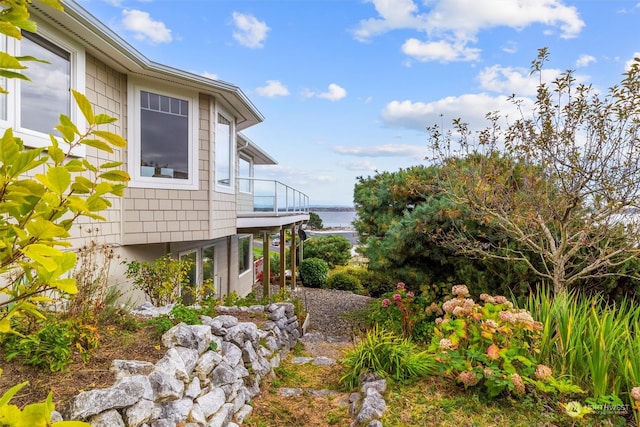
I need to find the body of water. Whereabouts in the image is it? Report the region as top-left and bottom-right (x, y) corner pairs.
(313, 210), (357, 229)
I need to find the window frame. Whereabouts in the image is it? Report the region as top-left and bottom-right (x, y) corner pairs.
(127, 81), (199, 190)
(0, 22), (86, 156)
(238, 155), (253, 194)
(238, 234), (252, 276)
(214, 104), (236, 194)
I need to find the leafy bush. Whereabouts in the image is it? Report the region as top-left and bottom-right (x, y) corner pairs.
(303, 235), (351, 268)
(325, 272), (363, 293)
(123, 254), (192, 306)
(3, 319), (100, 372)
(299, 258), (329, 288)
(340, 326), (437, 390)
(352, 268), (398, 297)
(430, 285), (581, 399)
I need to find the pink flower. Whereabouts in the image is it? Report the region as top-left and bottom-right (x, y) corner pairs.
(535, 364), (553, 381)
(631, 386), (640, 401)
(511, 373), (525, 394)
(396, 282), (406, 290)
(487, 344), (500, 360)
(381, 298), (391, 307)
(392, 293), (402, 301)
(451, 285), (469, 297)
(406, 291), (414, 298)
(458, 371), (480, 388)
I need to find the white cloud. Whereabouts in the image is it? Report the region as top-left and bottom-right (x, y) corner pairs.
(576, 54), (596, 68)
(121, 9), (172, 44)
(305, 83), (347, 101)
(338, 160), (379, 172)
(232, 12), (270, 48)
(332, 144), (425, 158)
(256, 80), (290, 97)
(626, 52), (640, 71)
(354, 0), (584, 62)
(380, 94), (532, 132)
(401, 38), (481, 62)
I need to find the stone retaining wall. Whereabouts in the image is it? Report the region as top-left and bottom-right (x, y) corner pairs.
(57, 302), (301, 427)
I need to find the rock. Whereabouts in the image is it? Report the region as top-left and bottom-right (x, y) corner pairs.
(65, 375), (148, 420)
(89, 409), (125, 427)
(148, 370), (185, 402)
(111, 360), (156, 379)
(161, 323), (212, 354)
(124, 399), (156, 427)
(196, 388), (226, 418)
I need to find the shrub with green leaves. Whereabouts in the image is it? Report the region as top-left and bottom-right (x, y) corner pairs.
(299, 257), (329, 288)
(303, 234), (351, 268)
(325, 271), (363, 293)
(340, 325), (437, 390)
(123, 254), (192, 306)
(429, 285), (581, 399)
(3, 318), (99, 372)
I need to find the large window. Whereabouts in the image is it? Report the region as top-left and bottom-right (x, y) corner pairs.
(179, 245), (216, 303)
(128, 84), (198, 189)
(215, 111), (235, 191)
(238, 235), (252, 275)
(239, 157), (252, 193)
(0, 25), (85, 153)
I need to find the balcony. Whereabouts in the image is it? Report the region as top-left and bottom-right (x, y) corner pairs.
(236, 178), (309, 231)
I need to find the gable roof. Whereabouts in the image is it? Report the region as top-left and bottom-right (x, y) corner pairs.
(30, 1), (264, 131)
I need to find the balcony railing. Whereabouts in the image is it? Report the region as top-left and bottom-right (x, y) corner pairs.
(237, 178), (309, 215)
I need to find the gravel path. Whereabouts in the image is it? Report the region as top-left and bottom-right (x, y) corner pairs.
(253, 285), (373, 341)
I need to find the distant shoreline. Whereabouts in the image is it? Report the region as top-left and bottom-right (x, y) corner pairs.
(309, 207), (355, 212)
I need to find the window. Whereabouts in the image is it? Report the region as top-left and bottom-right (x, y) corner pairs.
(239, 157), (252, 193)
(203, 245), (216, 297)
(238, 235), (251, 275)
(179, 250), (198, 305)
(128, 83), (198, 189)
(215, 111), (235, 191)
(0, 24), (85, 154)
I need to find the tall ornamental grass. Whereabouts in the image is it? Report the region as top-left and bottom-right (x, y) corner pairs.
(526, 287), (640, 421)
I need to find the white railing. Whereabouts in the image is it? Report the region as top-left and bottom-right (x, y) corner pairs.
(237, 178), (309, 215)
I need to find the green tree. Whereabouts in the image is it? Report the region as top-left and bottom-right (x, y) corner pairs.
(428, 48), (640, 295)
(353, 164), (538, 299)
(0, 1), (126, 425)
(307, 211), (323, 229)
(303, 234), (351, 268)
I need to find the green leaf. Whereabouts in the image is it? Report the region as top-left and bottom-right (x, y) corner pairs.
(51, 278), (78, 294)
(21, 244), (64, 272)
(9, 148), (47, 178)
(72, 90), (95, 125)
(81, 138), (113, 153)
(94, 114), (117, 125)
(0, 381), (29, 407)
(0, 52), (28, 70)
(45, 166), (71, 195)
(37, 0), (65, 11)
(0, 69), (30, 80)
(92, 130), (127, 148)
(99, 161), (124, 169)
(82, 159), (98, 173)
(55, 115), (78, 142)
(99, 170), (130, 182)
(26, 220), (69, 240)
(64, 159), (86, 172)
(0, 128), (21, 165)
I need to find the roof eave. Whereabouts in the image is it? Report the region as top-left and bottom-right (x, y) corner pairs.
(30, 1), (264, 130)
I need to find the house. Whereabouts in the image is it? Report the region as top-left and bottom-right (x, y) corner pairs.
(2, 1), (309, 303)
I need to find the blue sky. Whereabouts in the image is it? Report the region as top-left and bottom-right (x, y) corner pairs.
(76, 0), (640, 206)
